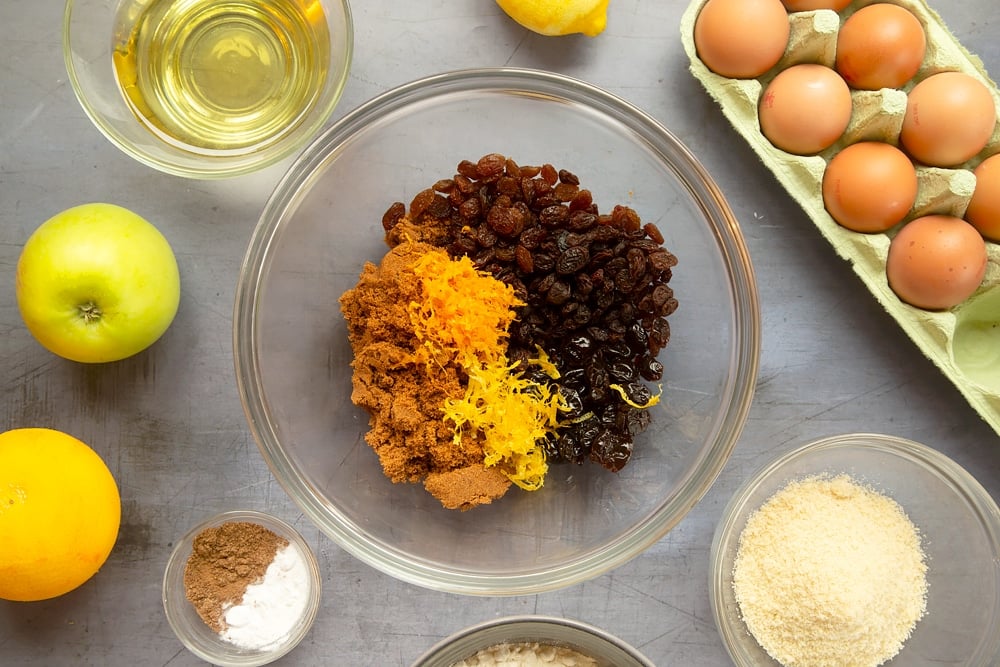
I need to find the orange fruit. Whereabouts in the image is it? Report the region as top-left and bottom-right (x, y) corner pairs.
(0, 428), (121, 601)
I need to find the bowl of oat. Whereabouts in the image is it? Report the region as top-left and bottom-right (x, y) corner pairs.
(410, 615), (654, 667)
(234, 67), (760, 595)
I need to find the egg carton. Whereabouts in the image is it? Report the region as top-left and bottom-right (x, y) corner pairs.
(680, 0), (1000, 436)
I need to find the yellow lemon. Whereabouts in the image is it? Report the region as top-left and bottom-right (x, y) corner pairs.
(0, 428), (121, 601)
(496, 0), (609, 37)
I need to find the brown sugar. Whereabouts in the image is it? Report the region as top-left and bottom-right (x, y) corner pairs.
(339, 241), (512, 508)
(424, 465), (514, 511)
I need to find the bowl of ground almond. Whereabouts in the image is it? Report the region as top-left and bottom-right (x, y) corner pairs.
(710, 432), (1000, 667)
(410, 615), (654, 667)
(234, 67), (760, 595)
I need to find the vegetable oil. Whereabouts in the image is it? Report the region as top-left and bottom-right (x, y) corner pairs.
(112, 0), (330, 153)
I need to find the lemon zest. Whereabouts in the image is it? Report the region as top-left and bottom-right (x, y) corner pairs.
(443, 359), (565, 491)
(528, 345), (560, 379)
(609, 383), (663, 409)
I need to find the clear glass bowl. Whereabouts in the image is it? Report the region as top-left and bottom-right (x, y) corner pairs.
(234, 68), (761, 595)
(162, 510), (322, 666)
(63, 0), (353, 179)
(710, 432), (1000, 666)
(410, 615), (654, 667)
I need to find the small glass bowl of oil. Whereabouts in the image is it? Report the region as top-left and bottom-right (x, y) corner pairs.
(64, 0), (353, 179)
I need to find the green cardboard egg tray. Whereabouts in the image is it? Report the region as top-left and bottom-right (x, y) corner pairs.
(680, 0), (1000, 436)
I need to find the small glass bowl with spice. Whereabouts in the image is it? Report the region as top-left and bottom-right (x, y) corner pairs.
(710, 432), (1000, 667)
(162, 510), (322, 666)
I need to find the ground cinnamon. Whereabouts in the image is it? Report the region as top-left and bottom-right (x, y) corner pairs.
(182, 522), (287, 632)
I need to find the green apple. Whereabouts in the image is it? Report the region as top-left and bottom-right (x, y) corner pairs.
(16, 203), (181, 363)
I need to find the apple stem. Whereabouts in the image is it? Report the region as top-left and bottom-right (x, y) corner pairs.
(78, 302), (102, 323)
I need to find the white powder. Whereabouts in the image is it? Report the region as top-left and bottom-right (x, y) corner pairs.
(220, 542), (311, 650)
(452, 642), (598, 667)
(732, 474), (928, 667)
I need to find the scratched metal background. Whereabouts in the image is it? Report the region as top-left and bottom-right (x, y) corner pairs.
(1, 1), (998, 665)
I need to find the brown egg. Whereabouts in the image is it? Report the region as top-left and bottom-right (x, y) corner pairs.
(823, 142), (917, 233)
(835, 4), (926, 90)
(900, 71), (998, 167)
(758, 64), (853, 155)
(694, 0), (790, 79)
(782, 0), (850, 10)
(886, 214), (988, 310)
(965, 154), (1000, 242)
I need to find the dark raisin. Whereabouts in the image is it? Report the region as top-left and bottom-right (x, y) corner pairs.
(639, 357), (664, 381)
(602, 341), (631, 359)
(519, 226), (547, 250)
(590, 429), (632, 472)
(648, 249), (678, 272)
(627, 248), (647, 282)
(409, 188), (436, 219)
(456, 160), (479, 179)
(651, 284), (674, 310)
(560, 387), (585, 420)
(432, 178), (455, 193)
(623, 382), (652, 406)
(487, 206), (518, 236)
(625, 408), (652, 436)
(539, 205), (570, 227)
(455, 174), (477, 195)
(554, 182), (579, 202)
(568, 211), (598, 231)
(426, 194), (452, 219)
(610, 205), (642, 232)
(540, 163), (559, 185)
(495, 244), (516, 263)
(558, 169), (580, 185)
(608, 361), (638, 383)
(458, 197), (482, 220)
(556, 246), (590, 275)
(520, 177), (536, 205)
(476, 153), (506, 179)
(515, 245), (534, 273)
(546, 281), (571, 305)
(626, 322), (649, 351)
(643, 222), (664, 244)
(569, 189), (593, 213)
(536, 272), (558, 293)
(498, 176), (520, 197)
(561, 366), (587, 389)
(533, 253), (556, 272)
(381, 201), (405, 231)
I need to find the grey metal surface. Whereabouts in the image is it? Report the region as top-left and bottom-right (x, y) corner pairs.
(1, 1), (997, 665)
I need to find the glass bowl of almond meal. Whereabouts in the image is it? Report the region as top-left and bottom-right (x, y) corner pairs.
(234, 67), (761, 595)
(710, 432), (1000, 667)
(410, 615), (654, 666)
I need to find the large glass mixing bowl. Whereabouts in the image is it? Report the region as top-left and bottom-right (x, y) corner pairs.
(234, 68), (760, 595)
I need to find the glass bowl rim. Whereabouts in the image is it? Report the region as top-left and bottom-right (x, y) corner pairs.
(234, 66), (762, 595)
(708, 431), (1000, 666)
(161, 509), (323, 666)
(409, 614), (656, 667)
(61, 0), (355, 179)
